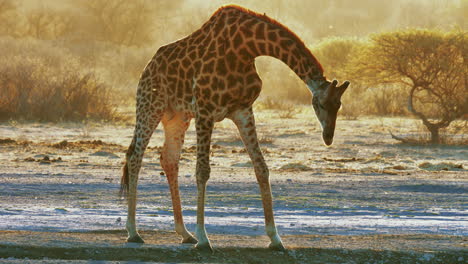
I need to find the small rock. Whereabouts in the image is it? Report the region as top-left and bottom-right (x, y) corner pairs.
(280, 163), (312, 171)
(90, 151), (119, 159)
(0, 138), (16, 144)
(231, 161), (253, 167)
(52, 140), (68, 148)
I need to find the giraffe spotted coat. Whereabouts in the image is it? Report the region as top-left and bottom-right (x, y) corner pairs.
(121, 5), (349, 251)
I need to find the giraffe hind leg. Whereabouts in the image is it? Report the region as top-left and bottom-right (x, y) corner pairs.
(160, 111), (197, 244)
(123, 91), (164, 243)
(194, 116), (215, 252)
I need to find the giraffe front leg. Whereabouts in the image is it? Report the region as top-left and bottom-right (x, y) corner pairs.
(195, 166), (212, 251)
(231, 108), (285, 251)
(194, 118), (214, 252)
(258, 177), (285, 251)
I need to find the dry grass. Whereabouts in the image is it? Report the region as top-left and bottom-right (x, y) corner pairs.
(258, 136), (275, 144)
(340, 103), (360, 120)
(418, 162), (464, 171)
(389, 120), (468, 145)
(390, 132), (468, 145)
(0, 38), (116, 122)
(255, 97), (302, 119)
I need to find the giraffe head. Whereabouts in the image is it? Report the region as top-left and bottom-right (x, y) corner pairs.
(308, 79), (350, 146)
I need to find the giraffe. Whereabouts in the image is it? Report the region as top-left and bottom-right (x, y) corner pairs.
(120, 5), (349, 251)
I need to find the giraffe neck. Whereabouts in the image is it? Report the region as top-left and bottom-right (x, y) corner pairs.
(251, 23), (324, 83)
(218, 6), (325, 83)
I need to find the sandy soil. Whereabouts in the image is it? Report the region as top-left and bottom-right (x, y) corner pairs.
(0, 112), (467, 262)
(0, 230), (466, 263)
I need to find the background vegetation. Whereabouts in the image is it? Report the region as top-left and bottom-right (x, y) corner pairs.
(0, 0), (466, 136)
(349, 29), (466, 143)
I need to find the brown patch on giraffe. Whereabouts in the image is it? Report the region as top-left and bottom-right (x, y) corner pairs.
(232, 33), (243, 49)
(239, 48), (252, 61)
(280, 39), (294, 50)
(258, 42), (266, 54)
(213, 20), (225, 36)
(225, 51), (237, 71)
(255, 23), (266, 40)
(240, 26), (253, 38)
(216, 59), (228, 76)
(227, 15), (238, 25)
(268, 31), (278, 42)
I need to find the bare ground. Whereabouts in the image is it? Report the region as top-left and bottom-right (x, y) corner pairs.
(0, 230), (466, 263)
(0, 113), (467, 263)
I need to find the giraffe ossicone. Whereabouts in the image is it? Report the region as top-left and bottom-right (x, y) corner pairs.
(120, 4), (349, 251)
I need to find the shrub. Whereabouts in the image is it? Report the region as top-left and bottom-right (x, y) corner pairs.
(312, 37), (366, 80)
(312, 37), (367, 118)
(350, 29), (467, 143)
(254, 96), (301, 119)
(0, 37), (116, 122)
(255, 57), (311, 104)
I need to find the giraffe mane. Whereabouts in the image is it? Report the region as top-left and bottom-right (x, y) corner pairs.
(213, 4), (324, 73)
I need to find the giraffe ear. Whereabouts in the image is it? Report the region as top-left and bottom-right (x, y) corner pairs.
(340, 80), (350, 92)
(337, 81), (350, 97)
(323, 80), (338, 101)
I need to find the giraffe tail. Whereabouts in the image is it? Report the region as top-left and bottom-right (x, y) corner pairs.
(120, 136), (136, 198)
(119, 162), (129, 198)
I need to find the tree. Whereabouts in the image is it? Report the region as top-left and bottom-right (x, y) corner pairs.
(74, 0), (165, 47)
(351, 29), (467, 143)
(23, 6), (77, 40)
(0, 0), (19, 36)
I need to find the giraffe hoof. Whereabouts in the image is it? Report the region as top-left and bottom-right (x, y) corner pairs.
(127, 235), (145, 243)
(269, 242), (286, 251)
(195, 242), (213, 253)
(181, 235), (198, 244)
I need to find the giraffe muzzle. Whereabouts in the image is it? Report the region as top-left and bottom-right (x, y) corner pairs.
(322, 122), (335, 146)
(322, 131), (334, 146)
